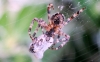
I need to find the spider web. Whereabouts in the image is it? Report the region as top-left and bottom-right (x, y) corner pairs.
(41, 0), (100, 62)
(0, 0), (100, 62)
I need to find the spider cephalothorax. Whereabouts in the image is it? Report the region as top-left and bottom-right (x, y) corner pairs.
(28, 3), (85, 59)
(51, 12), (65, 25)
(45, 12), (65, 37)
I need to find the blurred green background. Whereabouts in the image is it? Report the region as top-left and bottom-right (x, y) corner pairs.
(0, 0), (100, 62)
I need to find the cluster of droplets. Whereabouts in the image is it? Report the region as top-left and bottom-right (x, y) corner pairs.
(58, 5), (64, 11)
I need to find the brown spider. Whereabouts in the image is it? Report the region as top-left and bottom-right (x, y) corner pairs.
(28, 3), (85, 59)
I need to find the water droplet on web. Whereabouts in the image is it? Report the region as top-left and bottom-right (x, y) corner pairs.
(71, 7), (76, 9)
(71, 7), (77, 9)
(58, 5), (64, 11)
(78, 2), (80, 6)
(69, 4), (72, 8)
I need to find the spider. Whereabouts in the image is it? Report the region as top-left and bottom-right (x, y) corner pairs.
(28, 3), (85, 59)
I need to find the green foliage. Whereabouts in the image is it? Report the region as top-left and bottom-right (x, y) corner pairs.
(0, 0), (100, 62)
(7, 54), (32, 62)
(0, 2), (46, 62)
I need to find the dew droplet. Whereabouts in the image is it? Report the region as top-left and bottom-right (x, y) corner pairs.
(58, 5), (64, 11)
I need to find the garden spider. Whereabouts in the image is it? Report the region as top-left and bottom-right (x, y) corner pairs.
(28, 3), (85, 59)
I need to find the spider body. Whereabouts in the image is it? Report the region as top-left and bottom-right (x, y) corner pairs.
(45, 12), (64, 37)
(28, 3), (85, 59)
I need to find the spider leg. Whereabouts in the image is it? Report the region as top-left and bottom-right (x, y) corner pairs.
(49, 32), (70, 50)
(47, 3), (54, 21)
(41, 26), (45, 34)
(32, 24), (41, 38)
(64, 7), (85, 25)
(28, 18), (39, 40)
(28, 18), (47, 41)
